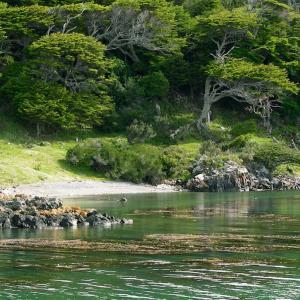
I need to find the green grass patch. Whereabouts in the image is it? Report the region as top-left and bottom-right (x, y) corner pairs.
(0, 112), (203, 186)
(0, 140), (109, 187)
(0, 115), (115, 186)
(273, 164), (300, 177)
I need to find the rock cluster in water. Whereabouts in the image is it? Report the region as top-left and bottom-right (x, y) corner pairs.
(186, 159), (300, 192)
(0, 195), (133, 229)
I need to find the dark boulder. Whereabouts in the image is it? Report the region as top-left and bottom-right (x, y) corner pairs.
(4, 199), (26, 211)
(11, 214), (45, 228)
(0, 212), (10, 228)
(86, 213), (111, 226)
(59, 214), (77, 227)
(0, 195), (132, 229)
(28, 197), (63, 210)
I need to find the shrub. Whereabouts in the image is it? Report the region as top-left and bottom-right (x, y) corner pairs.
(274, 125), (300, 146)
(66, 139), (164, 184)
(193, 141), (242, 173)
(67, 139), (198, 184)
(140, 71), (170, 99)
(273, 164), (300, 177)
(225, 134), (300, 170)
(224, 134), (267, 150)
(127, 120), (156, 144)
(253, 142), (300, 169)
(238, 142), (256, 162)
(153, 115), (172, 141)
(160, 145), (193, 180)
(66, 139), (103, 166)
(231, 119), (259, 137)
(200, 140), (223, 156)
(122, 145), (164, 184)
(202, 123), (231, 143)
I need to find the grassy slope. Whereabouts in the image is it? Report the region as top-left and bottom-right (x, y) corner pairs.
(6, 106), (298, 187)
(0, 115), (200, 187)
(0, 141), (103, 186)
(0, 116), (108, 186)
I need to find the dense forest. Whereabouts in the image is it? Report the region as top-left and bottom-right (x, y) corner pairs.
(0, 0), (299, 188)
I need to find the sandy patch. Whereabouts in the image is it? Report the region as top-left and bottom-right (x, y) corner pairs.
(3, 180), (177, 197)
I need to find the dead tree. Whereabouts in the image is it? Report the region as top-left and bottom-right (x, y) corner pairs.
(47, 6), (86, 35)
(90, 7), (177, 62)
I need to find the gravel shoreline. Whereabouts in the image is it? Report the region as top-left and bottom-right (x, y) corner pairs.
(2, 180), (177, 198)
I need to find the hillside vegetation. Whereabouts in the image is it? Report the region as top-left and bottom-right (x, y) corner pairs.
(0, 0), (299, 187)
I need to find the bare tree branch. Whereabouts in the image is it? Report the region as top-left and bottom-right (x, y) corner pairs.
(197, 27), (282, 131)
(91, 7), (178, 62)
(47, 6), (86, 35)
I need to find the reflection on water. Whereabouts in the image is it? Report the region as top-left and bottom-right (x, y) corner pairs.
(0, 191), (300, 299)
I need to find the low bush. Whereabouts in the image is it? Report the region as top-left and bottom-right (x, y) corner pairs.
(201, 123), (231, 143)
(253, 142), (300, 169)
(192, 141), (242, 173)
(230, 119), (260, 137)
(127, 120), (156, 144)
(225, 134), (300, 170)
(224, 134), (268, 150)
(200, 140), (223, 156)
(273, 125), (300, 146)
(66, 139), (103, 166)
(66, 139), (196, 184)
(273, 164), (300, 177)
(160, 146), (193, 180)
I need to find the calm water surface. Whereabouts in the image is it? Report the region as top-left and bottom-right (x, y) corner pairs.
(0, 191), (300, 299)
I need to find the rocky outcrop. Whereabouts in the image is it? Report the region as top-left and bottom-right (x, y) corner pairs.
(187, 158), (300, 192)
(0, 195), (133, 229)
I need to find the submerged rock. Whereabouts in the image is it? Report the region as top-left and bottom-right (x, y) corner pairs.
(0, 195), (133, 230)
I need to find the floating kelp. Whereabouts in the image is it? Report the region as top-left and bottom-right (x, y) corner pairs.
(130, 207), (245, 218)
(181, 257), (300, 267)
(1, 233), (300, 254)
(131, 208), (299, 223)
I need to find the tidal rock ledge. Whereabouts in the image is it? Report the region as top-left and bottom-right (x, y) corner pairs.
(0, 195), (133, 229)
(186, 159), (300, 192)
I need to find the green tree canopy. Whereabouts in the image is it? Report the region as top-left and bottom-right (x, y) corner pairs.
(207, 58), (299, 94)
(28, 32), (114, 93)
(197, 57), (298, 130)
(1, 33), (115, 134)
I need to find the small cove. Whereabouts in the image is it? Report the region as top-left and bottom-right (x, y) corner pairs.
(0, 191), (300, 299)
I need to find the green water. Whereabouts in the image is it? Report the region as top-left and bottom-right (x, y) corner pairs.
(0, 191), (300, 299)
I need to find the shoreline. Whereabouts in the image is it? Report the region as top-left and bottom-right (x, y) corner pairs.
(2, 180), (178, 198)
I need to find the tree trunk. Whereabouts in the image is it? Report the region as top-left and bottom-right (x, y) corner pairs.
(197, 77), (214, 131)
(262, 101), (272, 134)
(129, 45), (140, 63)
(197, 96), (212, 131)
(119, 47), (140, 63)
(36, 122), (41, 138)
